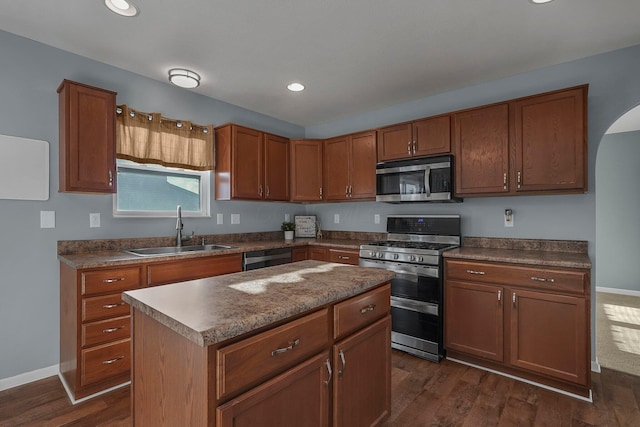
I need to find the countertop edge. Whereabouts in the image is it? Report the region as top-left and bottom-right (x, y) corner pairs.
(443, 247), (592, 269)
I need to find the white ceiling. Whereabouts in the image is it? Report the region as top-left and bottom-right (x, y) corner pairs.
(2, 0), (640, 126)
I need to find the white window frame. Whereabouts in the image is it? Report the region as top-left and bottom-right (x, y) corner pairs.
(112, 160), (211, 218)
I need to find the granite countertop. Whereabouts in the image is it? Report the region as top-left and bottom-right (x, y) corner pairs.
(58, 238), (366, 269)
(122, 260), (395, 347)
(443, 237), (592, 269)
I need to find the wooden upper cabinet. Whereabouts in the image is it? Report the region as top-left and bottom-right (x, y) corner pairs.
(453, 103), (510, 196)
(511, 86), (587, 193)
(324, 135), (350, 201)
(290, 139), (324, 202)
(264, 133), (290, 201)
(377, 115), (451, 162)
(215, 124), (289, 201)
(58, 80), (117, 193)
(324, 131), (376, 201)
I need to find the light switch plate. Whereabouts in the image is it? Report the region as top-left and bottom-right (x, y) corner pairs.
(217, 213), (224, 225)
(231, 214), (240, 224)
(284, 213), (290, 222)
(40, 211), (55, 228)
(374, 214), (380, 224)
(90, 213), (100, 228)
(334, 214), (340, 224)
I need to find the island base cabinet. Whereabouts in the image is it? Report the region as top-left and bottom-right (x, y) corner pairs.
(333, 316), (391, 427)
(216, 352), (330, 427)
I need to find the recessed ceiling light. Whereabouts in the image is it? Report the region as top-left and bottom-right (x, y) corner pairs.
(168, 68), (201, 89)
(287, 82), (305, 92)
(529, 0), (554, 4)
(105, 0), (139, 17)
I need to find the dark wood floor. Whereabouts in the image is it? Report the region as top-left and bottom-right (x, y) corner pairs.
(1, 351), (639, 426)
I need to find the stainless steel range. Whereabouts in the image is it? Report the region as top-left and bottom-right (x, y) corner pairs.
(359, 215), (461, 362)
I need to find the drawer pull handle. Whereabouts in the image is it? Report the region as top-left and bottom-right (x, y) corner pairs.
(102, 302), (125, 309)
(531, 276), (555, 283)
(338, 255), (350, 260)
(102, 277), (125, 283)
(360, 304), (376, 314)
(324, 359), (332, 386)
(102, 356), (125, 365)
(338, 349), (346, 376)
(466, 269), (486, 275)
(271, 339), (300, 356)
(102, 326), (124, 333)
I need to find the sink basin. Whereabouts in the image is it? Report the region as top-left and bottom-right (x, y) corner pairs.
(126, 244), (234, 257)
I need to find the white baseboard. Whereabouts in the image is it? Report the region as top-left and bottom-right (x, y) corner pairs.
(591, 357), (601, 373)
(58, 372), (130, 405)
(596, 287), (640, 297)
(0, 365), (59, 392)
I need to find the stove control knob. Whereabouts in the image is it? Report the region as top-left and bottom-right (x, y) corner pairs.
(378, 252), (384, 259)
(369, 251), (375, 257)
(418, 256), (424, 262)
(393, 254), (399, 260)
(409, 255), (416, 262)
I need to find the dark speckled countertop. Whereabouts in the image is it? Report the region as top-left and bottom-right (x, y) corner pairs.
(122, 260), (395, 346)
(444, 237), (591, 269)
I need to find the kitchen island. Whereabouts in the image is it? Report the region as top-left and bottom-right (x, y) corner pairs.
(122, 260), (395, 427)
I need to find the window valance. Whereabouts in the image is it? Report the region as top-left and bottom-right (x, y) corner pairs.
(116, 104), (214, 171)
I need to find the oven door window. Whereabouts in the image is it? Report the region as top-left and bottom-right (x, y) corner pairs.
(391, 305), (439, 344)
(391, 271), (440, 304)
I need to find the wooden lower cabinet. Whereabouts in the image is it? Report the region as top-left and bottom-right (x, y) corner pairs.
(310, 246), (359, 265)
(60, 253), (242, 401)
(309, 246), (328, 261)
(292, 246), (308, 262)
(444, 259), (591, 397)
(131, 283), (391, 426)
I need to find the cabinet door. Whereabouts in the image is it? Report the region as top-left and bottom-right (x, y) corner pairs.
(413, 115), (451, 156)
(290, 139), (324, 201)
(377, 123), (412, 161)
(291, 246), (308, 262)
(349, 131), (377, 200)
(509, 289), (588, 385)
(216, 352), (330, 427)
(333, 316), (391, 427)
(308, 246), (328, 261)
(324, 136), (350, 201)
(453, 104), (509, 195)
(264, 133), (289, 201)
(232, 126), (263, 200)
(58, 80), (116, 193)
(445, 280), (504, 362)
(511, 87), (586, 193)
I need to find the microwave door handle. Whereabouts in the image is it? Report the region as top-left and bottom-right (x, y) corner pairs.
(424, 166), (431, 197)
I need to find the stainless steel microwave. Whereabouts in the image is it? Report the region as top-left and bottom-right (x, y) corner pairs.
(376, 155), (461, 202)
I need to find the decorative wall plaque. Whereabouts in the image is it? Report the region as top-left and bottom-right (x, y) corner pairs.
(294, 215), (317, 237)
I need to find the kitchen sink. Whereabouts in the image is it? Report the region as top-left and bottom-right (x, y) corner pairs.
(125, 244), (235, 256)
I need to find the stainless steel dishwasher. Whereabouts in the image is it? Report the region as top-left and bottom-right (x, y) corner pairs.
(242, 247), (292, 271)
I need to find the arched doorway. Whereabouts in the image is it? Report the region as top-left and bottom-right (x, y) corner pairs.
(595, 104), (640, 376)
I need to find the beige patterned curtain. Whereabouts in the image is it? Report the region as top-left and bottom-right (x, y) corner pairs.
(116, 104), (214, 171)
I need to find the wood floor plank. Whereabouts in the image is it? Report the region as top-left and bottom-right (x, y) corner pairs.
(496, 396), (537, 426)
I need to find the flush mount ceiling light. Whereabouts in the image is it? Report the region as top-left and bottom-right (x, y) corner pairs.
(104, 0), (139, 17)
(287, 82), (305, 92)
(168, 68), (201, 89)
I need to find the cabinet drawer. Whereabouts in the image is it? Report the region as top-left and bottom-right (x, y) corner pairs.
(445, 259), (587, 294)
(328, 248), (359, 265)
(216, 308), (329, 401)
(334, 284), (390, 339)
(80, 339), (130, 386)
(81, 267), (141, 296)
(82, 315), (131, 348)
(82, 294), (130, 322)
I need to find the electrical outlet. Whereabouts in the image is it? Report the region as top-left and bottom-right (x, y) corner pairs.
(231, 214), (240, 224)
(334, 214), (340, 224)
(504, 209), (514, 227)
(374, 214), (380, 224)
(40, 211), (55, 228)
(285, 213), (290, 222)
(89, 213), (101, 228)
(217, 213), (224, 225)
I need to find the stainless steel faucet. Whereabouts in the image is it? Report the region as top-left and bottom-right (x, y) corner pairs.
(176, 205), (183, 247)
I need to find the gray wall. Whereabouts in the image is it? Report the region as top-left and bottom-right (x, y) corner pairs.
(596, 131), (640, 292)
(2, 27), (640, 381)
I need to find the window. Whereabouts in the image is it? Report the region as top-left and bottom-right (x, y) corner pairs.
(113, 159), (211, 217)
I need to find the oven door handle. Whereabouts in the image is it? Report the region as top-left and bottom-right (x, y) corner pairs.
(391, 296), (439, 316)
